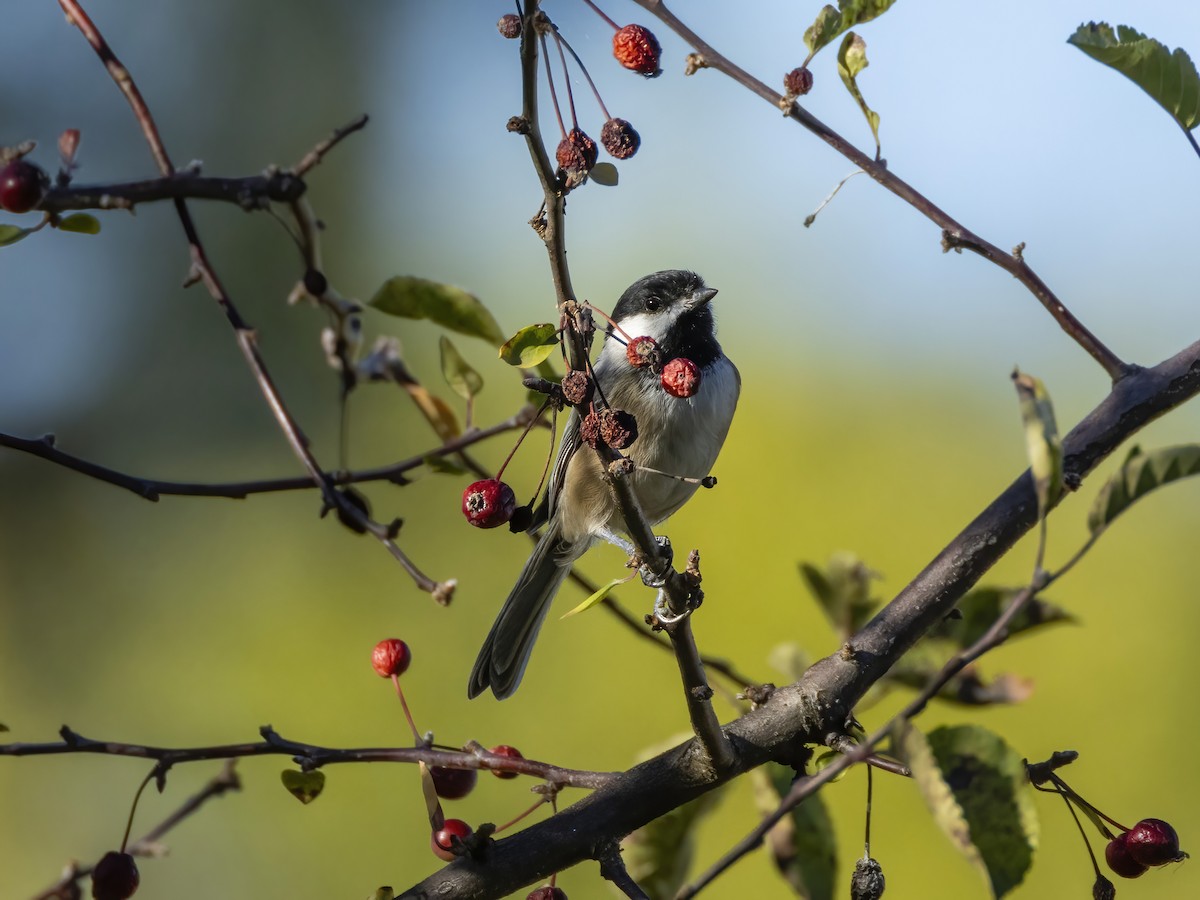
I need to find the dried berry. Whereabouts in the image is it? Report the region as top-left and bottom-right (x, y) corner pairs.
(431, 819), (473, 861)
(430, 766), (478, 800)
(497, 14), (521, 38)
(1125, 818), (1185, 867)
(1093, 874), (1116, 900)
(625, 335), (659, 368)
(850, 856), (885, 900)
(599, 408), (638, 449)
(613, 24), (662, 77)
(462, 479), (517, 528)
(661, 357), (701, 398)
(784, 66), (814, 96)
(561, 370), (593, 405)
(555, 128), (598, 175)
(91, 851), (140, 900)
(0, 159), (47, 213)
(580, 410), (602, 448)
(489, 744), (524, 778)
(600, 118), (640, 160)
(371, 638), (412, 678)
(1105, 833), (1148, 879)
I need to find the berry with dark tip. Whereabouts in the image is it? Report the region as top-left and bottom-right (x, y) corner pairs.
(526, 887), (567, 900)
(498, 14), (521, 38)
(600, 118), (640, 160)
(784, 66), (814, 96)
(598, 408), (637, 449)
(489, 744), (524, 778)
(613, 24), (662, 77)
(91, 851), (140, 900)
(462, 479), (517, 528)
(561, 370), (593, 405)
(0, 159), (47, 213)
(508, 504), (534, 534)
(555, 128), (598, 175)
(431, 819), (473, 861)
(1125, 817), (1185, 867)
(625, 335), (659, 368)
(661, 357), (701, 398)
(430, 766), (478, 800)
(371, 638), (412, 678)
(1105, 833), (1148, 879)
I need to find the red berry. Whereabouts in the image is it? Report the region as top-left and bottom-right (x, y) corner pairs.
(489, 744), (524, 779)
(497, 14), (521, 39)
(91, 851), (140, 900)
(431, 818), (473, 861)
(613, 24), (662, 77)
(462, 479), (517, 528)
(527, 887), (567, 900)
(625, 335), (658, 368)
(0, 159), (47, 213)
(371, 638), (412, 678)
(430, 765), (478, 800)
(600, 118), (640, 160)
(661, 357), (701, 398)
(784, 66), (814, 96)
(555, 128), (598, 175)
(1105, 834), (1148, 879)
(1125, 818), (1184, 866)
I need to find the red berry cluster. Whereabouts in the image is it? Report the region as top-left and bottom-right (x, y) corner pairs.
(1106, 818), (1185, 879)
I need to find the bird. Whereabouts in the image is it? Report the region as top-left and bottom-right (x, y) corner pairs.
(468, 270), (740, 699)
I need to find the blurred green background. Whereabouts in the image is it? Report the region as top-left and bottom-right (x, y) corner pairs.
(3, 1), (1199, 898)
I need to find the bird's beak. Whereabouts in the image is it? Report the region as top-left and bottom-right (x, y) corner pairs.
(686, 286), (718, 310)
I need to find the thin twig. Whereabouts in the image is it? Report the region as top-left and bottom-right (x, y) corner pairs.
(40, 171), (305, 212)
(292, 114), (370, 177)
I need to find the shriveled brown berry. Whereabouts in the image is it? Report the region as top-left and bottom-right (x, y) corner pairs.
(1093, 875), (1116, 900)
(599, 408), (638, 449)
(600, 118), (640, 160)
(850, 856), (885, 900)
(661, 357), (701, 398)
(625, 335), (659, 368)
(497, 14), (521, 38)
(489, 744), (524, 778)
(372, 638), (412, 678)
(613, 24), (662, 77)
(580, 410), (602, 448)
(561, 370), (593, 405)
(784, 66), (814, 96)
(91, 851), (140, 900)
(555, 128), (598, 175)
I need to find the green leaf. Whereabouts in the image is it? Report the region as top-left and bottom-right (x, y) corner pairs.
(799, 553), (879, 638)
(1087, 444), (1200, 535)
(438, 335), (483, 401)
(899, 724), (1038, 898)
(280, 768), (325, 804)
(751, 763), (837, 899)
(57, 213), (101, 235)
(1069, 22), (1200, 132)
(368, 889), (395, 900)
(561, 577), (625, 618)
(369, 276), (505, 345)
(803, 0), (898, 58)
(590, 162), (619, 186)
(498, 323), (559, 368)
(931, 586), (1075, 648)
(1012, 369), (1062, 515)
(423, 454), (468, 476)
(0, 224), (31, 247)
(401, 381), (460, 441)
(837, 33), (882, 157)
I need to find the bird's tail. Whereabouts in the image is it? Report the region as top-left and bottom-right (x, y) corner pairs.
(468, 523), (579, 699)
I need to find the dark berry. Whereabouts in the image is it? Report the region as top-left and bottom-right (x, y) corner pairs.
(371, 638), (412, 678)
(431, 818), (473, 861)
(1093, 874), (1116, 900)
(0, 159), (47, 213)
(625, 335), (659, 368)
(508, 504), (534, 534)
(598, 408), (637, 449)
(91, 851), (140, 900)
(489, 744), (524, 778)
(1105, 833), (1148, 879)
(555, 128), (598, 175)
(613, 24), (661, 77)
(784, 66), (814, 96)
(561, 370), (593, 405)
(526, 887), (567, 900)
(600, 118), (640, 160)
(1125, 817), (1185, 866)
(661, 357), (701, 398)
(462, 479), (517, 528)
(335, 486), (371, 534)
(430, 766), (478, 800)
(850, 856), (885, 900)
(498, 14), (521, 38)
(580, 410), (601, 448)
(303, 268), (328, 296)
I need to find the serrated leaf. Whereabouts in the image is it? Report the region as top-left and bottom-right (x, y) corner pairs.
(1012, 369), (1062, 515)
(1069, 22), (1200, 132)
(1087, 444), (1200, 535)
(0, 224), (31, 247)
(591, 162), (619, 186)
(899, 724), (1037, 898)
(561, 577), (625, 618)
(803, 0), (898, 58)
(57, 213), (101, 235)
(280, 768), (325, 804)
(369, 276), (505, 345)
(750, 763), (837, 899)
(403, 382), (460, 441)
(837, 33), (882, 157)
(498, 323), (559, 368)
(438, 335), (483, 401)
(799, 553), (879, 638)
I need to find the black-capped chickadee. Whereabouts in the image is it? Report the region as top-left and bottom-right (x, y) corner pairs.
(468, 270), (740, 700)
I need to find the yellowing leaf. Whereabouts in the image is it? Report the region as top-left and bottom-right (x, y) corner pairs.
(280, 768), (325, 804)
(804, 0), (898, 58)
(498, 323), (559, 368)
(0, 225), (31, 247)
(369, 276), (505, 345)
(1012, 369), (1062, 515)
(837, 32), (882, 157)
(403, 382), (461, 441)
(561, 578), (625, 618)
(439, 335), (483, 400)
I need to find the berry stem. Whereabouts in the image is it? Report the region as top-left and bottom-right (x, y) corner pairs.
(392, 675), (423, 744)
(554, 30), (612, 120)
(527, 405), (558, 507)
(1054, 782), (1105, 879)
(549, 33), (580, 128)
(580, 0), (619, 31)
(864, 763), (874, 857)
(493, 795), (550, 833)
(120, 768), (158, 853)
(538, 32), (568, 139)
(496, 396), (552, 481)
(1049, 773), (1128, 837)
(635, 464), (714, 486)
(583, 301), (634, 343)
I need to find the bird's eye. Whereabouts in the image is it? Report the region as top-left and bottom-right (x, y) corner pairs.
(645, 295), (662, 311)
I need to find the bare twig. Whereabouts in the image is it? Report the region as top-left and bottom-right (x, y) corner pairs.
(40, 171), (305, 212)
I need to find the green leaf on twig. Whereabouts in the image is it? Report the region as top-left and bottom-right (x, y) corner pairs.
(803, 1), (898, 59)
(1087, 444), (1200, 535)
(1068, 22), (1200, 132)
(0, 224), (31, 247)
(280, 768), (325, 804)
(438, 336), (483, 400)
(1012, 369), (1062, 515)
(751, 762), (838, 899)
(369, 276), (505, 345)
(837, 33), (882, 157)
(57, 213), (101, 235)
(498, 323), (559, 368)
(800, 552), (880, 639)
